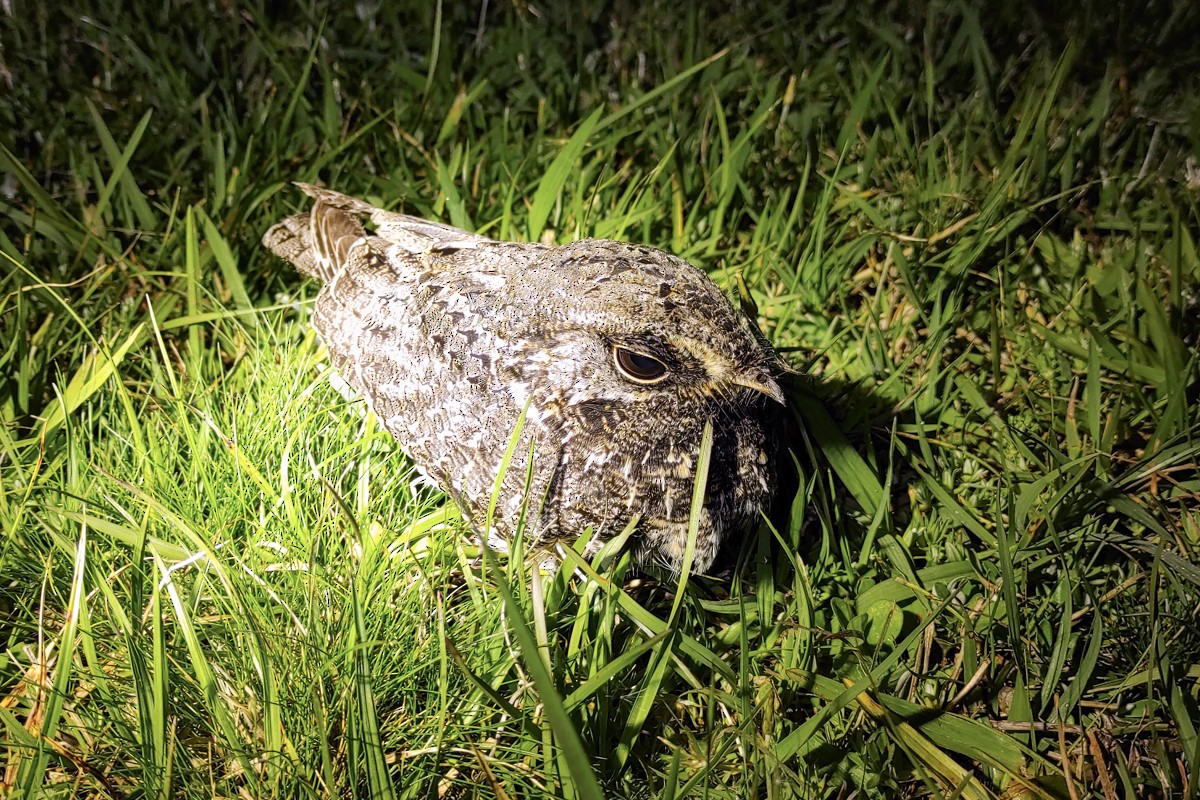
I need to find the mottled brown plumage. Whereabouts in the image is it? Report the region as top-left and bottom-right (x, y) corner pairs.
(263, 183), (785, 573)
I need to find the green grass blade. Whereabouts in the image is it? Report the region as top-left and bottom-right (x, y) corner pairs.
(527, 106), (604, 243)
(196, 207), (257, 328)
(16, 525), (88, 795)
(156, 552), (260, 793)
(666, 419), (712, 626)
(85, 101), (157, 230)
(484, 552), (605, 799)
(349, 582), (397, 800)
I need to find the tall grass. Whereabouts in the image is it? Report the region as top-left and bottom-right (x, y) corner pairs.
(2, 1), (1198, 797)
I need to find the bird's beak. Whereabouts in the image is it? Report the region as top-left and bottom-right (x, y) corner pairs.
(731, 372), (786, 405)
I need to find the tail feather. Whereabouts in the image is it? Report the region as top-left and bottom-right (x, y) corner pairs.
(310, 199), (365, 279)
(262, 186), (368, 282)
(262, 213), (324, 279)
(295, 182), (491, 253)
(262, 183), (495, 282)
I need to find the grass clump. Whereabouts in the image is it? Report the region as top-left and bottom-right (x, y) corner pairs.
(2, 0), (1199, 797)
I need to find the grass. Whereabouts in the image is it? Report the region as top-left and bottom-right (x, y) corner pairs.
(2, 0), (1199, 797)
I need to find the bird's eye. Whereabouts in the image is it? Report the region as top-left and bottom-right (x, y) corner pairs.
(613, 346), (669, 384)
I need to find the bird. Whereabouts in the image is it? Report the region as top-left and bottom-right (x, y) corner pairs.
(262, 183), (786, 574)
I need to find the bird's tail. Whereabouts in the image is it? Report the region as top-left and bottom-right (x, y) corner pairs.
(261, 184), (368, 283)
(263, 182), (495, 281)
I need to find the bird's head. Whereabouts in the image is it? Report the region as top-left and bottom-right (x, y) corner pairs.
(517, 239), (786, 412)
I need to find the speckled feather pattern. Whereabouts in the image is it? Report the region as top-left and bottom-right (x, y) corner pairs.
(263, 184), (785, 573)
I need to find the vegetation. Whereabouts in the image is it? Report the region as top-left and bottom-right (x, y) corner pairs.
(2, 1), (1198, 797)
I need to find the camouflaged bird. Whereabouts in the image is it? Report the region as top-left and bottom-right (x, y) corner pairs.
(262, 184), (785, 573)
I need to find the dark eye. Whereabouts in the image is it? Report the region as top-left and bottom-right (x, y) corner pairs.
(613, 346), (669, 384)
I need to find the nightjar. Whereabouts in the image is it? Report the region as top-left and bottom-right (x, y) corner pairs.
(263, 184), (785, 573)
